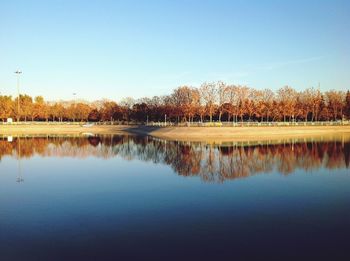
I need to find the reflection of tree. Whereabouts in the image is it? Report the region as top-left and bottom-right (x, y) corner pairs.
(345, 142), (350, 168)
(0, 135), (349, 183)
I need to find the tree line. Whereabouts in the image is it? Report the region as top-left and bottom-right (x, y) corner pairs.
(1, 82), (349, 123)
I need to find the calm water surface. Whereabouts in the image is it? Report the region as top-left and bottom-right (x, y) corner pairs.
(0, 134), (350, 260)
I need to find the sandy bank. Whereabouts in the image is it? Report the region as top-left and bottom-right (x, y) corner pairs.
(0, 124), (128, 135)
(0, 124), (349, 142)
(147, 125), (350, 142)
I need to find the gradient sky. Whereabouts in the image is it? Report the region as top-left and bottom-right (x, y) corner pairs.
(1, 0), (349, 101)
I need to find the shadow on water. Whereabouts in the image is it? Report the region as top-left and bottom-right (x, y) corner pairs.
(122, 125), (162, 136)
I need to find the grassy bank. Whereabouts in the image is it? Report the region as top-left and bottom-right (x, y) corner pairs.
(0, 124), (350, 142)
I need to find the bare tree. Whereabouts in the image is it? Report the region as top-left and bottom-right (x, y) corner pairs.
(325, 90), (345, 120)
(236, 85), (250, 122)
(217, 81), (228, 122)
(200, 82), (218, 122)
(277, 86), (298, 122)
(262, 89), (274, 122)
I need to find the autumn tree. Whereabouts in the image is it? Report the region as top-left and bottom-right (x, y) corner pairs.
(310, 88), (322, 121)
(31, 96), (48, 121)
(75, 103), (91, 122)
(0, 95), (13, 121)
(227, 85), (240, 123)
(277, 86), (298, 122)
(261, 89), (274, 122)
(217, 81), (228, 122)
(120, 97), (136, 123)
(318, 95), (329, 120)
(66, 104), (77, 122)
(200, 82), (218, 122)
(299, 87), (322, 121)
(100, 101), (121, 122)
(221, 85), (237, 123)
(236, 85), (250, 122)
(171, 86), (200, 123)
(0, 84), (349, 124)
(56, 103), (66, 122)
(188, 88), (200, 123)
(325, 90), (345, 120)
(244, 88), (256, 121)
(161, 95), (176, 122)
(88, 109), (101, 121)
(21, 95), (33, 121)
(171, 86), (192, 122)
(49, 103), (66, 121)
(345, 91), (350, 119)
(13, 94), (33, 121)
(132, 102), (149, 122)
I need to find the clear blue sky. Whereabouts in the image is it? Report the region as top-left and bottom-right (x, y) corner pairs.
(1, 0), (349, 101)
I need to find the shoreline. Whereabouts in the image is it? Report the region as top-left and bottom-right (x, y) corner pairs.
(1, 124), (350, 142)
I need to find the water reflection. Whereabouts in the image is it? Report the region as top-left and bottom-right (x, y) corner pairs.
(16, 137), (23, 183)
(1, 134), (349, 183)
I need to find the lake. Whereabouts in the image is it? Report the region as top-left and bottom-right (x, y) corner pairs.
(0, 134), (349, 260)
